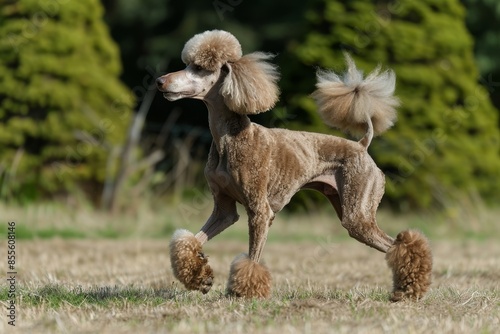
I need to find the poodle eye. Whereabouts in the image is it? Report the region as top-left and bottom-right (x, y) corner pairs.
(193, 64), (203, 72)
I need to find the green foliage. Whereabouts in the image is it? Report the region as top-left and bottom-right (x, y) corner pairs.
(0, 0), (134, 201)
(288, 0), (500, 209)
(461, 0), (500, 110)
(462, 0), (500, 75)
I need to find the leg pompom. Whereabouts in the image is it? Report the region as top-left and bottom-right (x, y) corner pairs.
(227, 254), (271, 298)
(386, 230), (433, 302)
(169, 229), (214, 294)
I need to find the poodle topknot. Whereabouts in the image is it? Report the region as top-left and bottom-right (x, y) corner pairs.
(181, 30), (242, 71)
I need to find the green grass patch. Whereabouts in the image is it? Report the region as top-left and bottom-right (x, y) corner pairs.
(95, 228), (122, 239)
(0, 284), (395, 309)
(1, 284), (176, 308)
(0, 225), (131, 240)
(1, 201), (499, 241)
(0, 224), (87, 239)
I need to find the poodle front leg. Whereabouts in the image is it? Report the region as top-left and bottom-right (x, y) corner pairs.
(195, 195), (239, 244)
(169, 229), (214, 294)
(227, 204), (273, 298)
(247, 206), (273, 263)
(170, 196), (238, 294)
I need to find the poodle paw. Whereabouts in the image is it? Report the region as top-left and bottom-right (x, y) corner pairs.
(227, 253), (271, 298)
(195, 253), (214, 294)
(169, 229), (214, 294)
(386, 230), (433, 301)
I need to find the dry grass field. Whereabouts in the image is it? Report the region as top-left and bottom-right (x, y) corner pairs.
(1, 202), (499, 333)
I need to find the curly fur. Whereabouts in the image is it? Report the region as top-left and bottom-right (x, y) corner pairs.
(221, 52), (280, 114)
(169, 229), (214, 294)
(386, 230), (433, 301)
(312, 53), (399, 146)
(227, 254), (272, 298)
(181, 30), (242, 71)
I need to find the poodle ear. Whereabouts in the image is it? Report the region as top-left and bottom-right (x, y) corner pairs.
(220, 52), (280, 114)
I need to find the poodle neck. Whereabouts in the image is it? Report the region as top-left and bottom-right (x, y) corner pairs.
(203, 93), (251, 154)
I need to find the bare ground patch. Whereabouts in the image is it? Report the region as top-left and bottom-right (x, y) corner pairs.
(1, 237), (499, 333)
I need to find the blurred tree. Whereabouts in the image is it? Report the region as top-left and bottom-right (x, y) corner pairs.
(286, 0), (500, 210)
(101, 0), (311, 196)
(461, 0), (500, 111)
(97, 0), (500, 211)
(0, 0), (134, 202)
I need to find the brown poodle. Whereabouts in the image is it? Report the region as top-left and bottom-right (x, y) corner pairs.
(157, 30), (432, 300)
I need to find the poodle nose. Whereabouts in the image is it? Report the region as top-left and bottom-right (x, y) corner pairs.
(156, 76), (166, 89)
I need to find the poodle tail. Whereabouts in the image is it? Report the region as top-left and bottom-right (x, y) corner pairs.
(312, 53), (399, 148)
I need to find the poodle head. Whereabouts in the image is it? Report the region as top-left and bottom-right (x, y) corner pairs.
(157, 30), (280, 114)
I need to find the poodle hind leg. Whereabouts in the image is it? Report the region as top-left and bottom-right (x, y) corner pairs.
(341, 213), (394, 252)
(386, 230), (433, 301)
(340, 167), (395, 252)
(340, 168), (433, 301)
(342, 208), (433, 302)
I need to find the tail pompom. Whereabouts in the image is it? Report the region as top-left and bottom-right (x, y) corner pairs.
(169, 229), (214, 294)
(227, 253), (272, 298)
(386, 230), (433, 302)
(312, 53), (399, 144)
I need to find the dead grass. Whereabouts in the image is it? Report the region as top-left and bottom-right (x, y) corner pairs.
(1, 236), (499, 333)
(1, 202), (499, 333)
